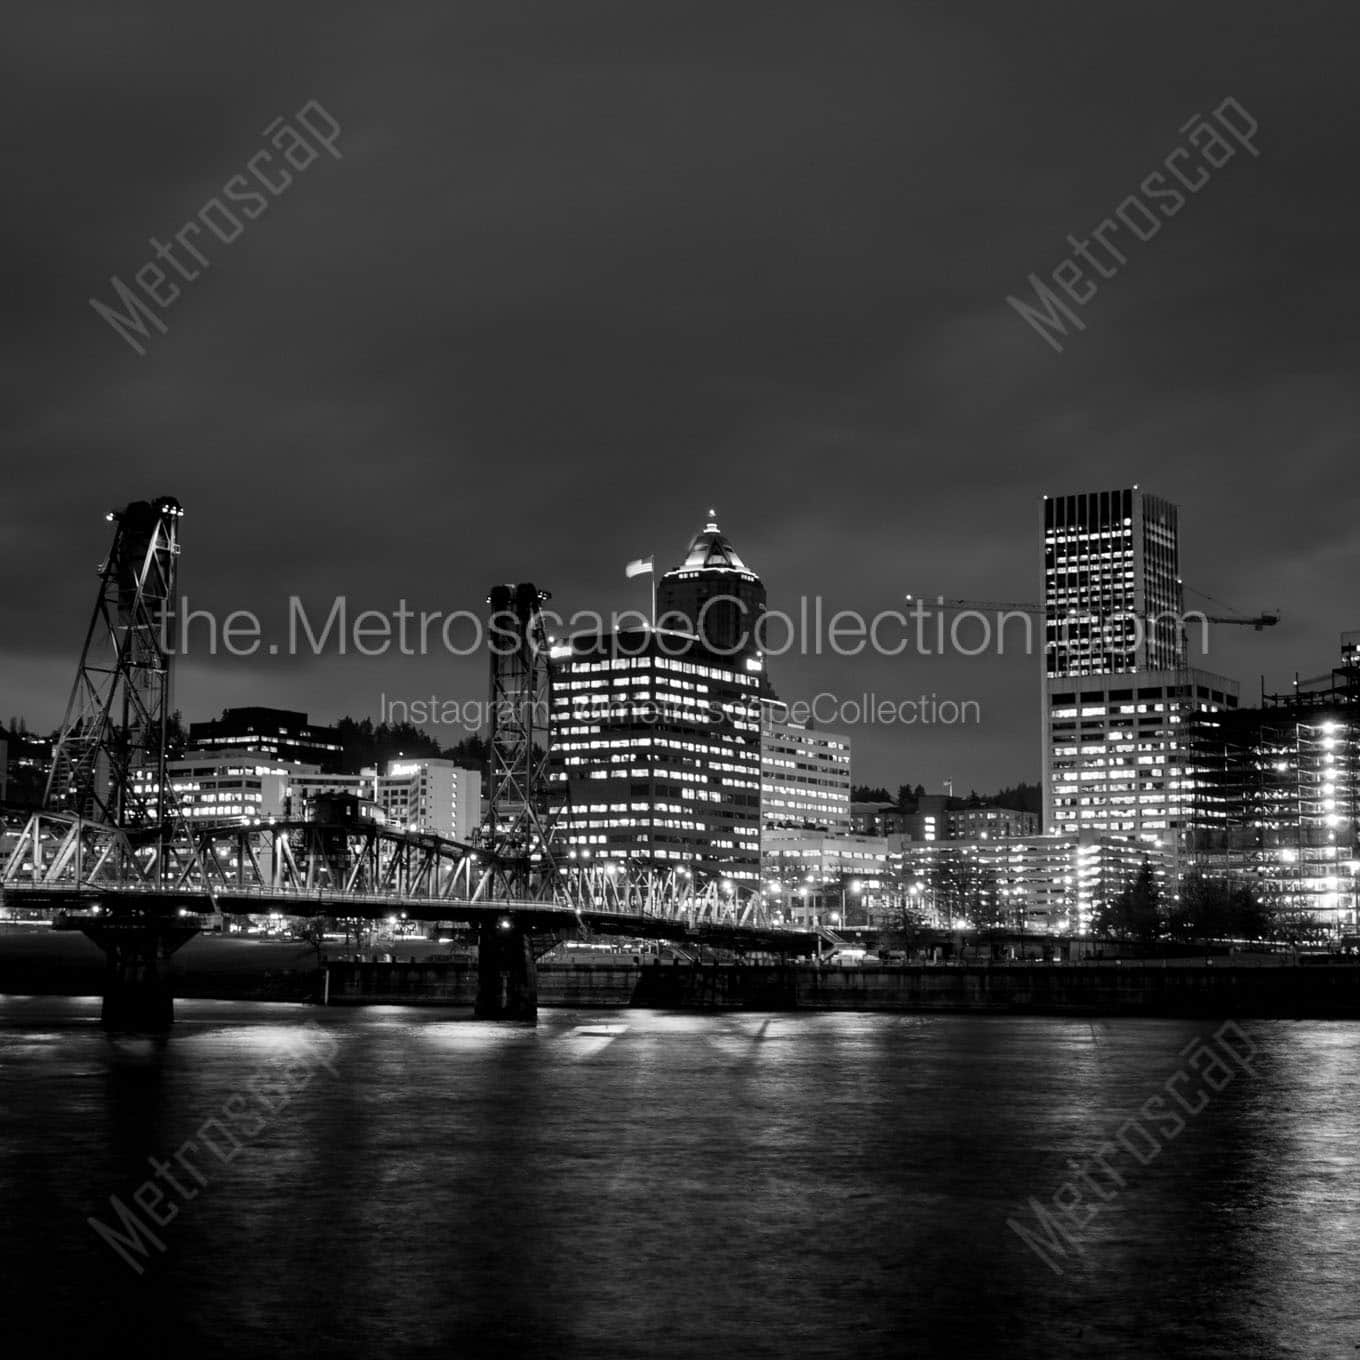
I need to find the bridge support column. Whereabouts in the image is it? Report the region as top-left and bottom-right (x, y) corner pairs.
(79, 918), (200, 1032)
(474, 917), (537, 1022)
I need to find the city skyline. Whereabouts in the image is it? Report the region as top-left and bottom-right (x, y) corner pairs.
(5, 2), (1360, 801)
(2, 488), (1352, 797)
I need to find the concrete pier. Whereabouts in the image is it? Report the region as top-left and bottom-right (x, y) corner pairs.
(78, 919), (201, 1031)
(473, 918), (538, 1021)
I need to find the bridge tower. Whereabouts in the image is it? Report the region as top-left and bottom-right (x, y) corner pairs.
(46, 496), (183, 837)
(36, 496), (202, 1028)
(476, 583), (560, 1019)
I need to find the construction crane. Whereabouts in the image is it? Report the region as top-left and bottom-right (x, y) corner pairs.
(932, 598), (1280, 629)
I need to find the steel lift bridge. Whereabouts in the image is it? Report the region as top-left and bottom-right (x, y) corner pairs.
(0, 497), (816, 1028)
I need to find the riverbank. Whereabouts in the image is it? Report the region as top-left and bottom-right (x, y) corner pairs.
(6, 932), (1359, 1017)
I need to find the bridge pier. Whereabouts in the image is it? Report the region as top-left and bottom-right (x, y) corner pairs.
(77, 917), (201, 1032)
(474, 917), (537, 1022)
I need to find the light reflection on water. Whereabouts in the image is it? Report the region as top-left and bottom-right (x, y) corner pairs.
(0, 999), (1356, 1360)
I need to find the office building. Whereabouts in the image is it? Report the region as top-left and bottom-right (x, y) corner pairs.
(655, 512), (767, 659)
(902, 793), (950, 843)
(189, 707), (343, 771)
(761, 828), (896, 926)
(1041, 488), (1238, 850)
(132, 751), (321, 823)
(285, 770), (380, 823)
(374, 758), (481, 841)
(947, 804), (1041, 840)
(549, 625), (764, 882)
(1047, 669), (1239, 843)
(850, 802), (908, 837)
(1188, 644), (1360, 934)
(1043, 487), (1183, 678)
(896, 832), (1169, 934)
(760, 708), (851, 833)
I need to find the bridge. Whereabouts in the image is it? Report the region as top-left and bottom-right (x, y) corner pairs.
(0, 496), (817, 1028)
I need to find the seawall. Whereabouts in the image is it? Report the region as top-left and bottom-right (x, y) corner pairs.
(326, 958), (1360, 1018)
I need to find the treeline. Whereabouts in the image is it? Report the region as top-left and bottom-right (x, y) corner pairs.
(1092, 865), (1329, 944)
(334, 717), (487, 776)
(850, 781), (1041, 814)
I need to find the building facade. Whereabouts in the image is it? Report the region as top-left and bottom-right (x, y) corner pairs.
(188, 707), (343, 771)
(761, 828), (895, 926)
(1188, 651), (1360, 934)
(1047, 669), (1239, 844)
(947, 804), (1041, 840)
(851, 802), (908, 837)
(1043, 487), (1183, 678)
(1041, 487), (1238, 852)
(373, 758), (480, 841)
(549, 626), (764, 882)
(133, 751), (321, 823)
(760, 709), (852, 833)
(895, 832), (1169, 934)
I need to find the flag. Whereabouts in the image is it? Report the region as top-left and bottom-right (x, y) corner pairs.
(625, 556), (654, 579)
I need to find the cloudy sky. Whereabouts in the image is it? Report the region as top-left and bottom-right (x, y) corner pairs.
(3, 0), (1357, 792)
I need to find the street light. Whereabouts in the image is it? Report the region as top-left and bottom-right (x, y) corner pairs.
(844, 878), (863, 928)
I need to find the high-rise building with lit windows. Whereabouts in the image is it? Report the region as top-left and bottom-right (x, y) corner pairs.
(1187, 642), (1360, 934)
(1041, 488), (1238, 849)
(759, 706), (852, 834)
(1043, 488), (1183, 678)
(548, 626), (764, 882)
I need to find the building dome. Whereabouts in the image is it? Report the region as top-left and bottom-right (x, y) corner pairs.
(668, 510), (757, 578)
(656, 511), (767, 661)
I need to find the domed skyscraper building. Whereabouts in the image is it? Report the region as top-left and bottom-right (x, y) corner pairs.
(548, 510), (853, 893)
(655, 510), (766, 659)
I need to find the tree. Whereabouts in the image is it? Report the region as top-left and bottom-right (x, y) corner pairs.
(851, 785), (892, 803)
(298, 917), (330, 968)
(1092, 861), (1161, 942)
(1167, 872), (1272, 942)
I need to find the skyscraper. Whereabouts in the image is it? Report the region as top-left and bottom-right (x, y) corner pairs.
(1043, 487), (1183, 678)
(548, 517), (769, 883)
(1041, 488), (1237, 851)
(655, 511), (767, 659)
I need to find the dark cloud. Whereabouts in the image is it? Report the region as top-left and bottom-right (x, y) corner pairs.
(3, 0), (1358, 791)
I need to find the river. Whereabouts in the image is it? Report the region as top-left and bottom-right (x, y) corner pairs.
(0, 998), (1356, 1359)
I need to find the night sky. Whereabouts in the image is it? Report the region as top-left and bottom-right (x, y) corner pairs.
(4, 0), (1358, 792)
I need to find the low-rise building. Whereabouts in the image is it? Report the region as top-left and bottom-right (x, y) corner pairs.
(188, 707), (343, 771)
(132, 751), (322, 823)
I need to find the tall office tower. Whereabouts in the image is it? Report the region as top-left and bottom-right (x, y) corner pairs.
(549, 626), (764, 883)
(1044, 487), (1183, 677)
(655, 511), (767, 659)
(1041, 488), (1237, 849)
